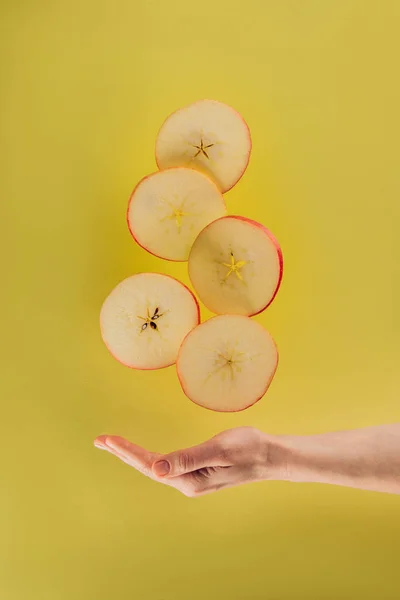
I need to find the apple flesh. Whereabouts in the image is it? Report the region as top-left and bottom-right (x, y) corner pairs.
(100, 273), (200, 370)
(127, 168), (226, 261)
(177, 315), (278, 412)
(188, 215), (283, 316)
(155, 99), (252, 193)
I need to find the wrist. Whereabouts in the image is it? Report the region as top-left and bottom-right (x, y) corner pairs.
(265, 433), (344, 485)
(260, 433), (314, 483)
(259, 433), (294, 482)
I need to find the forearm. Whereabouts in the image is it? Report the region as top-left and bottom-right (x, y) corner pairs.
(271, 424), (400, 494)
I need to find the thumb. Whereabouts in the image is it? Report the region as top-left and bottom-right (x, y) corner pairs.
(152, 439), (229, 478)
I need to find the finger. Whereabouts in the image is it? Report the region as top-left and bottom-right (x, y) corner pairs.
(152, 438), (232, 478)
(94, 435), (159, 479)
(164, 468), (232, 497)
(94, 435), (109, 450)
(180, 464), (256, 497)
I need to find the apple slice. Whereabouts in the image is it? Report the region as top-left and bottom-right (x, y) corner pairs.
(155, 99), (251, 193)
(188, 216), (283, 316)
(177, 315), (278, 412)
(127, 168), (226, 261)
(100, 273), (200, 370)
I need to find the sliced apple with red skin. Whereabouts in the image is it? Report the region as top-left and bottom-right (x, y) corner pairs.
(100, 273), (200, 370)
(188, 215), (283, 316)
(155, 99), (252, 193)
(177, 315), (278, 412)
(127, 168), (226, 261)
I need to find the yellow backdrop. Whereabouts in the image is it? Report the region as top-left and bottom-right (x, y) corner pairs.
(1, 1), (400, 599)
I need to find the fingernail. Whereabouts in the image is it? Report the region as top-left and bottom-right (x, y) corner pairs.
(94, 440), (108, 451)
(153, 460), (170, 476)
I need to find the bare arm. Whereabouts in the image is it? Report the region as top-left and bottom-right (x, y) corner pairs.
(95, 424), (400, 497)
(278, 424), (400, 494)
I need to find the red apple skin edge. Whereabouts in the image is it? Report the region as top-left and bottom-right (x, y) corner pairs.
(126, 166), (227, 262)
(154, 99), (252, 193)
(188, 214), (284, 317)
(100, 273), (201, 371)
(176, 316), (279, 413)
(232, 215), (284, 316)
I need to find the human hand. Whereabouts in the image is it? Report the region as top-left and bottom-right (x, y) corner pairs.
(94, 427), (285, 497)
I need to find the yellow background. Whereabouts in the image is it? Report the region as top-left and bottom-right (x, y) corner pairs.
(1, 1), (400, 598)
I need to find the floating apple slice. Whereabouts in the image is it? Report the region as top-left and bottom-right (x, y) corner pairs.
(100, 273), (200, 370)
(155, 99), (252, 193)
(188, 216), (283, 316)
(177, 315), (278, 412)
(127, 168), (226, 261)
